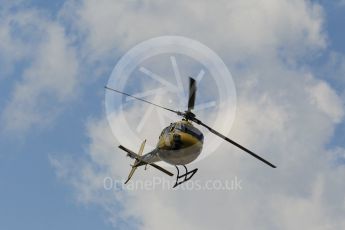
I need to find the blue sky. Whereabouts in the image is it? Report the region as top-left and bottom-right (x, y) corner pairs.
(0, 1), (113, 229)
(1, 1), (345, 229)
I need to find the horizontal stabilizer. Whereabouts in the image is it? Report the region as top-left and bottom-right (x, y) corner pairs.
(119, 145), (138, 159)
(150, 163), (174, 176)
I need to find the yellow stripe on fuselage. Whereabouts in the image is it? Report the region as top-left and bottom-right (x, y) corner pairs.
(179, 132), (200, 148)
(157, 131), (202, 150)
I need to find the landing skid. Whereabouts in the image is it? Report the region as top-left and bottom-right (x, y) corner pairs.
(173, 165), (198, 188)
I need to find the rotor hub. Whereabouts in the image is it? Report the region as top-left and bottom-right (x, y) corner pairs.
(184, 111), (196, 121)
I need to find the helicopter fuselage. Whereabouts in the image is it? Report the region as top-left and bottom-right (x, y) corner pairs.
(155, 120), (204, 165)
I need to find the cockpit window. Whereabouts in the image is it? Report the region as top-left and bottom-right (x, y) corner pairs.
(176, 123), (203, 141)
(186, 125), (203, 140)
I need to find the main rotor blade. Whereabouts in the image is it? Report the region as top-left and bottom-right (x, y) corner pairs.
(188, 77), (196, 111)
(105, 86), (181, 115)
(192, 117), (276, 168)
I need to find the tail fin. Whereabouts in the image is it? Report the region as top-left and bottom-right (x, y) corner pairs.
(124, 140), (146, 184)
(138, 139), (146, 156)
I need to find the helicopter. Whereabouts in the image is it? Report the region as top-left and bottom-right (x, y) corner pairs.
(105, 77), (276, 188)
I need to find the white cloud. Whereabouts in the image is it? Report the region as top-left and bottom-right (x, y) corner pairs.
(50, 0), (345, 229)
(307, 79), (344, 123)
(1, 6), (79, 134)
(61, 0), (326, 62)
